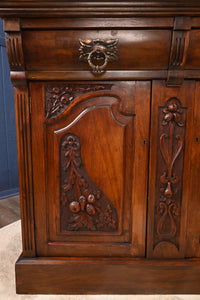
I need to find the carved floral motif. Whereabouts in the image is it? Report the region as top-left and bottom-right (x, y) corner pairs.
(45, 83), (113, 119)
(60, 134), (118, 232)
(154, 98), (186, 249)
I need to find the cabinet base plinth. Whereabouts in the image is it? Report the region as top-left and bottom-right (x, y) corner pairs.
(16, 255), (200, 294)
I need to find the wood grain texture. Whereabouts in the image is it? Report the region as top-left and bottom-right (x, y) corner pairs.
(186, 81), (200, 258)
(2, 1), (200, 17)
(22, 29), (171, 72)
(1, 4), (200, 295)
(16, 256), (200, 294)
(30, 81), (150, 257)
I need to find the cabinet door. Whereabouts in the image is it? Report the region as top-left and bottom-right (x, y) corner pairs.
(30, 81), (150, 257)
(147, 80), (196, 258)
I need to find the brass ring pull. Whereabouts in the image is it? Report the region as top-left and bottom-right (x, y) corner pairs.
(79, 38), (118, 74)
(87, 48), (108, 73)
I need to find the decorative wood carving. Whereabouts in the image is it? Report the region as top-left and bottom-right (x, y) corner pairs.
(79, 39), (118, 73)
(167, 17), (191, 86)
(45, 83), (113, 119)
(15, 89), (35, 256)
(154, 97), (186, 249)
(5, 32), (25, 71)
(60, 133), (118, 232)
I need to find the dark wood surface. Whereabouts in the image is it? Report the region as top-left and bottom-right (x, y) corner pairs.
(1, 1), (200, 17)
(31, 81), (150, 257)
(0, 195), (20, 228)
(16, 256), (200, 294)
(0, 1), (200, 295)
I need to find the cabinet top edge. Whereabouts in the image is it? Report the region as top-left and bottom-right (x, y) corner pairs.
(1, 1), (200, 17)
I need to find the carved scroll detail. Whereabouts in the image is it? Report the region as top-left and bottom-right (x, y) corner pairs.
(6, 33), (24, 70)
(45, 83), (113, 119)
(60, 134), (118, 232)
(154, 98), (186, 249)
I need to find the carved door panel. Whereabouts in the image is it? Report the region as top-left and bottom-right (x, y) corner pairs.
(30, 81), (150, 257)
(147, 80), (196, 258)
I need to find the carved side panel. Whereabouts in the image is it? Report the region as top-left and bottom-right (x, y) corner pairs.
(45, 83), (113, 119)
(14, 89), (35, 256)
(60, 133), (118, 232)
(153, 98), (186, 249)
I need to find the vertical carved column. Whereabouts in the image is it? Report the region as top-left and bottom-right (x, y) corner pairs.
(15, 88), (35, 257)
(154, 98), (186, 250)
(4, 18), (35, 257)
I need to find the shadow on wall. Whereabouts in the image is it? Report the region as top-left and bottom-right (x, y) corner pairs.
(0, 18), (19, 199)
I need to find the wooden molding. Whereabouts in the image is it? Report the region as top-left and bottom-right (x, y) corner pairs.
(15, 88), (36, 257)
(1, 2), (200, 17)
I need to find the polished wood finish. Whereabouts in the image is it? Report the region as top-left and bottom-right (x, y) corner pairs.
(22, 29), (171, 71)
(0, 1), (200, 295)
(16, 257), (200, 294)
(147, 80), (195, 258)
(31, 81), (150, 257)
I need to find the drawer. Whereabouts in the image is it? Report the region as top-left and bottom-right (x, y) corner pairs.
(22, 29), (171, 71)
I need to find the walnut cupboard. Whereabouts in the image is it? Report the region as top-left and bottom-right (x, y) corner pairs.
(0, 0), (200, 294)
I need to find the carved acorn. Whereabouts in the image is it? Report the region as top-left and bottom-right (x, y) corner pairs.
(69, 201), (80, 213)
(87, 194), (95, 203)
(79, 195), (86, 211)
(86, 204), (96, 215)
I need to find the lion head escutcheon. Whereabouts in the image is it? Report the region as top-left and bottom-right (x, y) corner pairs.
(79, 38), (118, 74)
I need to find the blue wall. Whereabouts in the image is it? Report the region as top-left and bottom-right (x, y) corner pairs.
(0, 18), (19, 199)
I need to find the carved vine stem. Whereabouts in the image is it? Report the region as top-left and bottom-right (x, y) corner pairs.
(155, 97), (186, 248)
(60, 134), (118, 232)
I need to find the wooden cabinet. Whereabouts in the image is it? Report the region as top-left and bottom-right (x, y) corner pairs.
(0, 0), (200, 294)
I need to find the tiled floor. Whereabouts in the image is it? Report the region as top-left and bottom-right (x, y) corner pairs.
(0, 195), (20, 228)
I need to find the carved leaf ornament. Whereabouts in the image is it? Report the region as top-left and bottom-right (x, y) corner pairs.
(45, 84), (113, 119)
(60, 134), (118, 232)
(155, 97), (186, 248)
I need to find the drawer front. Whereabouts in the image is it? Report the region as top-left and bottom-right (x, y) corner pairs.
(22, 29), (171, 71)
